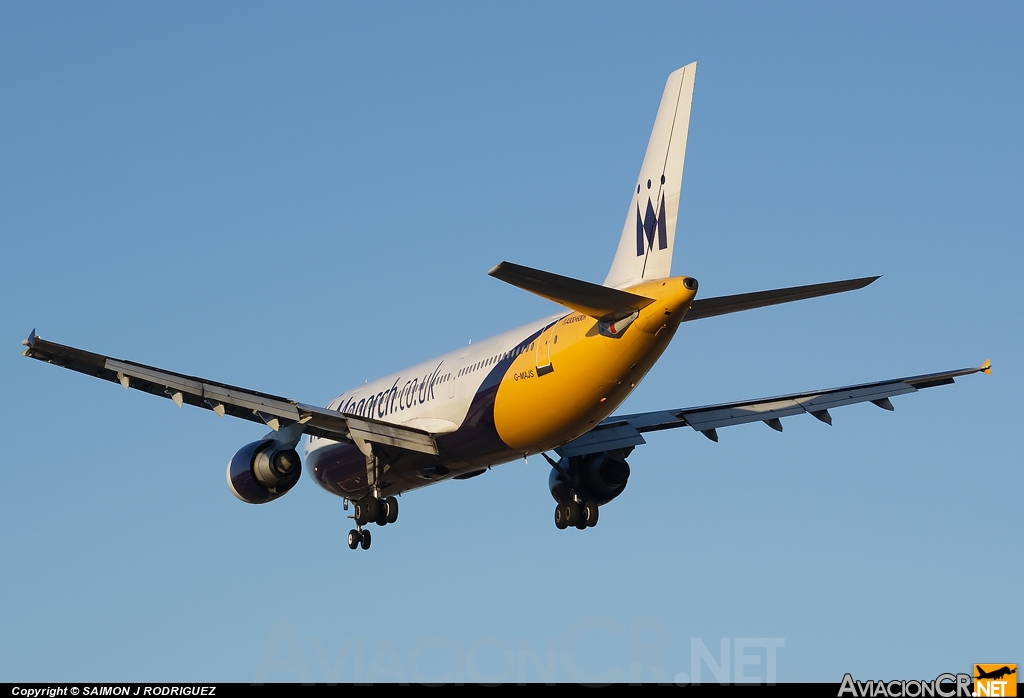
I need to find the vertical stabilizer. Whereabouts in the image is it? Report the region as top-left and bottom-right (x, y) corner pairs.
(604, 63), (696, 289)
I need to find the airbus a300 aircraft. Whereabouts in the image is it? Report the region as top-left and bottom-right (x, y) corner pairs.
(22, 63), (989, 551)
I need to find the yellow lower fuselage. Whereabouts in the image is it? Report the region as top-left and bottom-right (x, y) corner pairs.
(493, 276), (696, 453)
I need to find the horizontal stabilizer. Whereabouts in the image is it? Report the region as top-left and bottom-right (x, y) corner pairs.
(684, 276), (880, 322)
(489, 261), (654, 319)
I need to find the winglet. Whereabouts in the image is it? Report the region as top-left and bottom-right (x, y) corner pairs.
(21, 328), (37, 347)
(980, 358), (991, 375)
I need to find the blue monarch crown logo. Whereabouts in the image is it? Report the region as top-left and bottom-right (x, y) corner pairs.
(636, 192), (668, 256)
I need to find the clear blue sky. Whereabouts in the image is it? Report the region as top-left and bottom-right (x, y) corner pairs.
(1, 2), (1020, 683)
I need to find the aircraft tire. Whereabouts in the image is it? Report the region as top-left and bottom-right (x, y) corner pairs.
(347, 530), (360, 550)
(360, 529), (372, 550)
(565, 501), (581, 527)
(355, 498), (379, 525)
(583, 501), (599, 527)
(364, 497), (380, 522)
(384, 496), (399, 524)
(554, 504), (568, 529)
(354, 501), (368, 526)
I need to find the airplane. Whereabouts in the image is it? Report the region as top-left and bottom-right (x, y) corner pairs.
(21, 63), (990, 551)
(975, 666), (1016, 681)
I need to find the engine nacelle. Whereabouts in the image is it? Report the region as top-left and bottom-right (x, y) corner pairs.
(226, 439), (302, 504)
(548, 451), (631, 506)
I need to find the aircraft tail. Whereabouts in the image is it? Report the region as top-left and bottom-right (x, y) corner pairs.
(604, 63), (696, 290)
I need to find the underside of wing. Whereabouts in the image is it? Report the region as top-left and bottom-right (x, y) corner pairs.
(559, 361), (991, 456)
(20, 330), (438, 455)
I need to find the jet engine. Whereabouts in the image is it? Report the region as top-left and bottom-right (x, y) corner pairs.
(226, 439), (302, 504)
(548, 451), (631, 506)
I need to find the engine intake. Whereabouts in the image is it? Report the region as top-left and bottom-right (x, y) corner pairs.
(226, 440), (302, 504)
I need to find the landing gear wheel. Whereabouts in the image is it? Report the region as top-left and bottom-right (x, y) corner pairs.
(365, 497), (380, 522)
(375, 509), (388, 527)
(384, 496), (399, 524)
(554, 504), (568, 530)
(359, 528), (372, 550)
(355, 498), (380, 525)
(583, 501), (599, 528)
(565, 501), (581, 527)
(347, 530), (360, 550)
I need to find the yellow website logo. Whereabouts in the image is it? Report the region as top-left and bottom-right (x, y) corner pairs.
(974, 664), (1017, 697)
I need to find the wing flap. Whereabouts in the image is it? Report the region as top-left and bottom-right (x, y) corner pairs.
(794, 383), (917, 412)
(682, 399), (807, 432)
(559, 423), (646, 457)
(574, 362), (990, 454)
(345, 416), (438, 456)
(106, 358), (303, 422)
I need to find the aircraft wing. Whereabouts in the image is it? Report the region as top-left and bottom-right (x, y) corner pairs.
(20, 330), (438, 455)
(558, 362), (991, 456)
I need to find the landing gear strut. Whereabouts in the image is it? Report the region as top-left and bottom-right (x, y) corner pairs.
(345, 440), (403, 550)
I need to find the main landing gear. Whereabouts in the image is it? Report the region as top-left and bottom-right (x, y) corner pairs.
(345, 444), (402, 551)
(346, 495), (399, 551)
(554, 499), (600, 530)
(543, 449), (631, 532)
